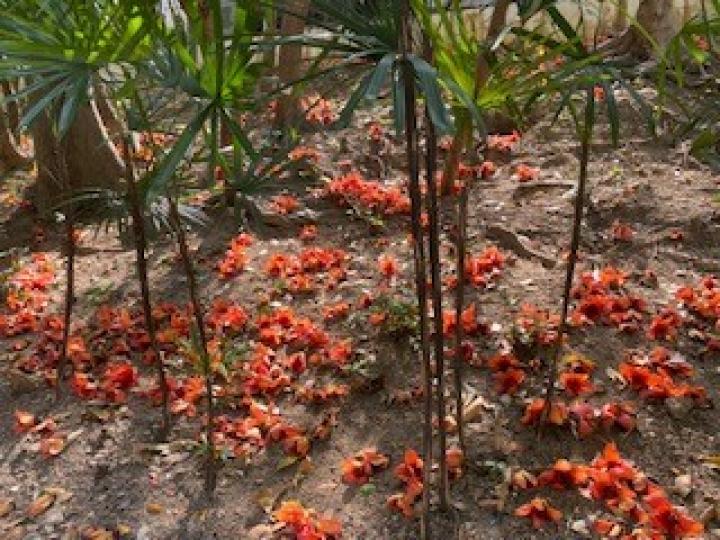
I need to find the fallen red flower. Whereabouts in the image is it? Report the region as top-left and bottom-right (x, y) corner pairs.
(493, 367), (526, 395)
(514, 163), (540, 182)
(559, 371), (595, 396)
(514, 497), (562, 529)
(521, 398), (569, 426)
(341, 447), (389, 485)
(537, 459), (589, 490)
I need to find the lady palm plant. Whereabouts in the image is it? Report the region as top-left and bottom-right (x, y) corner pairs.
(511, 2), (659, 421)
(0, 0), (154, 402)
(657, 0), (720, 168)
(279, 1), (459, 532)
(269, 0), (453, 136)
(0, 1), (268, 490)
(415, 0), (659, 433)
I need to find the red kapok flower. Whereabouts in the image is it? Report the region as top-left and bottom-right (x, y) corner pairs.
(514, 498), (562, 529)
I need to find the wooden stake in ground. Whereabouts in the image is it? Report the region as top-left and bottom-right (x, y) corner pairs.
(123, 136), (170, 440)
(400, 1), (433, 537)
(55, 149), (75, 401)
(422, 39), (449, 512)
(168, 196), (217, 496)
(454, 182), (468, 453)
(440, 1), (499, 448)
(541, 87), (595, 425)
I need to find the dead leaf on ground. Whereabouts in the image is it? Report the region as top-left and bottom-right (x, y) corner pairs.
(247, 522), (286, 539)
(702, 454), (720, 468)
(145, 502), (164, 514)
(81, 526), (114, 540)
(0, 496), (14, 517)
(254, 489), (275, 514)
(3, 525), (25, 540)
(26, 492), (55, 518)
(39, 436), (65, 457)
(44, 486), (73, 503)
(463, 395), (496, 423)
(606, 367), (626, 387)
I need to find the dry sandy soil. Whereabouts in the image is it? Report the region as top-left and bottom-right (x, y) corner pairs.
(1, 90), (719, 540)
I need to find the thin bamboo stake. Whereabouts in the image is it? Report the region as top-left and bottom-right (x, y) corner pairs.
(454, 183), (467, 453)
(168, 197), (217, 496)
(541, 88), (595, 427)
(55, 148), (75, 401)
(123, 136), (170, 440)
(400, 1), (433, 537)
(422, 40), (449, 512)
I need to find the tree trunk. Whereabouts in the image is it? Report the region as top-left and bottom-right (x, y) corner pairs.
(636, 0), (678, 49)
(606, 0), (678, 58)
(0, 82), (30, 169)
(0, 112), (30, 169)
(614, 0), (629, 32)
(32, 100), (124, 213)
(2, 81), (20, 131)
(275, 0), (310, 130)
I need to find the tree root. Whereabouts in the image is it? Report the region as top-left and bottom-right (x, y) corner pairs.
(511, 181), (575, 202)
(485, 225), (556, 268)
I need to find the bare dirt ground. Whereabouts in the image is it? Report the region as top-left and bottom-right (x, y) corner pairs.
(1, 91), (719, 540)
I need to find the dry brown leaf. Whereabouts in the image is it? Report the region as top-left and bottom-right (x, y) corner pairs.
(247, 522), (286, 539)
(4, 525), (25, 540)
(0, 496), (14, 517)
(39, 436), (65, 457)
(26, 492), (55, 518)
(512, 469), (538, 490)
(44, 486), (73, 503)
(606, 367), (626, 386)
(81, 527), (114, 540)
(463, 395), (495, 423)
(145, 502), (164, 514)
(673, 474), (693, 498)
(443, 414), (458, 434)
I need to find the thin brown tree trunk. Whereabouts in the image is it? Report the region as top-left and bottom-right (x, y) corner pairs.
(220, 122), (235, 208)
(275, 0), (311, 130)
(453, 184), (467, 454)
(423, 38), (449, 512)
(55, 147), (75, 400)
(542, 88), (595, 428)
(123, 137), (170, 440)
(400, 2), (432, 538)
(168, 197), (216, 496)
(0, 113), (30, 168)
(2, 81), (20, 131)
(0, 82), (30, 168)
